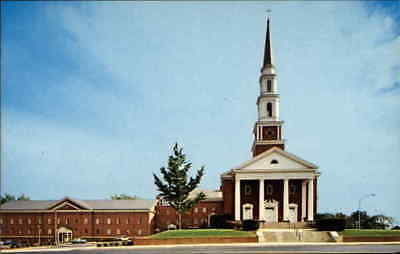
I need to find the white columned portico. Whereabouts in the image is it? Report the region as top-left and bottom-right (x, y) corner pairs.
(307, 178), (314, 221)
(283, 178), (289, 221)
(235, 177), (241, 221)
(259, 179), (265, 221)
(301, 180), (307, 222)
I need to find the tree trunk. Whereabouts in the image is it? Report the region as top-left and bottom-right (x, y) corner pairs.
(178, 213), (182, 229)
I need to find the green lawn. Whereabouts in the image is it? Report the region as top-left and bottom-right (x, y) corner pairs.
(150, 229), (256, 239)
(343, 229), (400, 237)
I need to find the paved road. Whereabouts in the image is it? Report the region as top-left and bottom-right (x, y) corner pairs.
(5, 243), (400, 254)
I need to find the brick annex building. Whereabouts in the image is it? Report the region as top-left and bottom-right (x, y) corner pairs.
(0, 18), (320, 244)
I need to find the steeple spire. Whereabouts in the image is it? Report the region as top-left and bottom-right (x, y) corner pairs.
(262, 16), (275, 73)
(252, 14), (284, 157)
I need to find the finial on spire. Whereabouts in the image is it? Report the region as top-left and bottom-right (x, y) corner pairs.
(266, 9), (271, 20)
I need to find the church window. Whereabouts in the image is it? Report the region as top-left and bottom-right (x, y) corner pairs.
(38, 218), (42, 224)
(202, 207), (207, 213)
(138, 229), (142, 235)
(96, 218), (100, 225)
(107, 218), (111, 224)
(0, 218), (3, 224)
(116, 228), (121, 234)
(48, 228), (52, 235)
(116, 218), (120, 224)
(267, 80), (272, 92)
(28, 218), (31, 224)
(266, 184), (273, 195)
(48, 218), (51, 224)
(271, 159), (279, 164)
(107, 229), (111, 235)
(267, 103), (273, 117)
(84, 218), (88, 224)
(18, 218), (23, 224)
(244, 184), (252, 196)
(10, 218), (14, 224)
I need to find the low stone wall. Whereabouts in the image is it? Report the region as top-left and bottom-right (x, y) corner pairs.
(343, 236), (400, 242)
(133, 237), (257, 245)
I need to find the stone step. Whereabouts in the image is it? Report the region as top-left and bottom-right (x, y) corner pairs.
(261, 222), (314, 229)
(256, 230), (342, 243)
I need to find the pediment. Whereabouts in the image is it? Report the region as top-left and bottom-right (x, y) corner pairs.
(48, 197), (90, 210)
(234, 147), (318, 172)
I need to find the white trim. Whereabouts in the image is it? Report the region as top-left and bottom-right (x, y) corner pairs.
(234, 172), (316, 180)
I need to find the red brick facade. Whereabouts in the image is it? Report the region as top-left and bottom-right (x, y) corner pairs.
(0, 211), (154, 244)
(155, 201), (224, 231)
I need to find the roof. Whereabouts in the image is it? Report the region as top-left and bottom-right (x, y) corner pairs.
(0, 197), (157, 211)
(233, 147), (318, 170)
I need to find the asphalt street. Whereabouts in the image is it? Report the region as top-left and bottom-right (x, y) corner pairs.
(5, 243), (400, 254)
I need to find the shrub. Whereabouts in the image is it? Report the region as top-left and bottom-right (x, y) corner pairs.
(315, 218), (346, 232)
(242, 219), (259, 231)
(210, 214), (234, 229)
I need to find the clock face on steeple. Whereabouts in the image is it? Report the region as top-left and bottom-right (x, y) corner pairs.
(262, 126), (278, 140)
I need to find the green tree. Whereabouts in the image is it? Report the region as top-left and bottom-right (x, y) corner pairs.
(110, 194), (138, 200)
(0, 193), (30, 205)
(17, 194), (30, 201)
(153, 143), (206, 229)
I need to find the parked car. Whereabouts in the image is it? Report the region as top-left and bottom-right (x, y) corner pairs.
(71, 238), (87, 244)
(3, 240), (18, 248)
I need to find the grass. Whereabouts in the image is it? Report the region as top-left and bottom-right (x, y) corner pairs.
(150, 229), (256, 239)
(343, 229), (400, 237)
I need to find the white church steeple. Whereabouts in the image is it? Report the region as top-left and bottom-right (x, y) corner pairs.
(252, 16), (285, 157)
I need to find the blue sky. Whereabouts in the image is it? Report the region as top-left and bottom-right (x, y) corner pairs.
(1, 1), (399, 223)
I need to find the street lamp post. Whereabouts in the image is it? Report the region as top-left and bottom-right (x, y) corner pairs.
(358, 193), (376, 229)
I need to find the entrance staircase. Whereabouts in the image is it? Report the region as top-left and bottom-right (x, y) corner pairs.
(257, 222), (342, 243)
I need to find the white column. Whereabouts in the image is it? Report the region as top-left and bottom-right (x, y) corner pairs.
(307, 178), (314, 221)
(257, 126), (260, 140)
(277, 126), (280, 140)
(283, 178), (289, 221)
(235, 177), (241, 221)
(259, 179), (264, 221)
(301, 180), (307, 222)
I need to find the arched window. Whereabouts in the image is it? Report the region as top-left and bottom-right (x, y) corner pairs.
(267, 80), (272, 92)
(271, 159), (279, 164)
(266, 184), (273, 195)
(267, 103), (273, 117)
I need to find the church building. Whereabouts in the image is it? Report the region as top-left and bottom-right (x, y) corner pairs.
(221, 17), (320, 224)
(0, 17), (320, 244)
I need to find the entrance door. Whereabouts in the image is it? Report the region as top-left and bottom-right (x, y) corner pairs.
(265, 207), (275, 222)
(57, 227), (73, 243)
(264, 200), (278, 223)
(288, 204), (298, 223)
